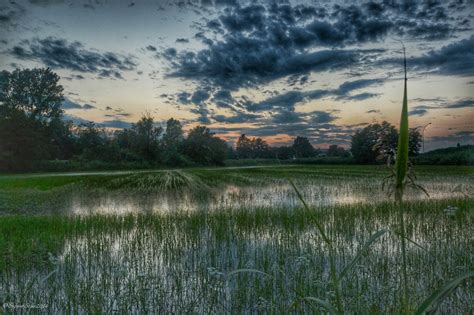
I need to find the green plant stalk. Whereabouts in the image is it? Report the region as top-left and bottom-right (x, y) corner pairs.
(395, 43), (410, 313)
(288, 179), (343, 313)
(328, 244), (344, 314)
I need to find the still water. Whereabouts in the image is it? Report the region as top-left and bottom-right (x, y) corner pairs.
(67, 176), (471, 215)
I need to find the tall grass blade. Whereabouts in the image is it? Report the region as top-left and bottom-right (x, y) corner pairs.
(288, 178), (330, 245)
(415, 271), (474, 315)
(395, 42), (409, 202)
(338, 229), (388, 280)
(392, 230), (430, 253)
(395, 41), (410, 313)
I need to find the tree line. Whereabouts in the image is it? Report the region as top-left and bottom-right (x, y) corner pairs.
(0, 68), (422, 171)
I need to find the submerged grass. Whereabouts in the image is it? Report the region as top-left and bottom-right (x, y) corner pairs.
(0, 198), (472, 313)
(0, 165), (472, 313)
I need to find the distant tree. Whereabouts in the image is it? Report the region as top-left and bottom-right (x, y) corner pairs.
(0, 68), (66, 170)
(327, 144), (349, 157)
(409, 128), (422, 156)
(292, 136), (314, 158)
(183, 126), (227, 165)
(77, 122), (107, 160)
(227, 145), (237, 159)
(131, 113), (163, 162)
(162, 118), (185, 165)
(274, 146), (294, 159)
(351, 121), (422, 164)
(48, 118), (76, 159)
(351, 121), (395, 164)
(252, 137), (270, 158)
(235, 134), (270, 159)
(114, 128), (142, 161)
(236, 134), (254, 159)
(0, 68), (63, 120)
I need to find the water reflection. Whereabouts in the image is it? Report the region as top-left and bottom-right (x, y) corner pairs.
(68, 178), (471, 215)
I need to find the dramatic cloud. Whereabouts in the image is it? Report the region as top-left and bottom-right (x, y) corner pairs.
(213, 112), (261, 123)
(445, 99), (474, 109)
(408, 108), (428, 116)
(99, 119), (133, 129)
(11, 37), (137, 77)
(62, 98), (96, 110)
(381, 36), (474, 77)
(163, 1), (469, 91)
(407, 98), (473, 116)
(247, 78), (383, 112)
(165, 45), (371, 90)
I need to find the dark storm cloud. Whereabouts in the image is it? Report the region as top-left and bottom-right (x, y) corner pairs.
(311, 110), (337, 124)
(0, 2), (25, 28)
(82, 103), (96, 109)
(163, 1), (469, 91)
(28, 0), (64, 5)
(212, 92), (239, 109)
(62, 99), (83, 110)
(408, 108), (428, 116)
(177, 92), (192, 104)
(191, 89), (210, 104)
(381, 36), (474, 77)
(62, 98), (96, 110)
(445, 99), (474, 109)
(406, 98), (473, 116)
(165, 44), (369, 90)
(213, 112), (261, 123)
(271, 110), (304, 124)
(99, 119), (133, 129)
(190, 106), (211, 124)
(10, 37), (137, 77)
(343, 92), (380, 101)
(175, 38), (189, 43)
(247, 78), (383, 112)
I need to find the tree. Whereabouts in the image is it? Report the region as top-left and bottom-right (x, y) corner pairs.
(351, 121), (396, 164)
(0, 68), (65, 170)
(131, 113), (163, 162)
(351, 121), (422, 164)
(236, 134), (254, 159)
(274, 146), (294, 160)
(409, 128), (422, 156)
(0, 68), (63, 120)
(183, 126), (227, 165)
(162, 118), (185, 165)
(235, 134), (270, 159)
(252, 137), (270, 158)
(327, 144), (349, 157)
(292, 136), (314, 158)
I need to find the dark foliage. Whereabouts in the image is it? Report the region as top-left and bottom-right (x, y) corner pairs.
(351, 121), (422, 164)
(292, 136), (315, 158)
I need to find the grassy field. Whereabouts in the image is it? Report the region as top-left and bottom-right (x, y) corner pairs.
(0, 165), (473, 313)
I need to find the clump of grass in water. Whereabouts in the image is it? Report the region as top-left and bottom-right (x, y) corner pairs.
(104, 170), (206, 192)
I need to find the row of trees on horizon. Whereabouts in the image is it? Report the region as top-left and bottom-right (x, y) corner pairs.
(1, 68), (424, 171)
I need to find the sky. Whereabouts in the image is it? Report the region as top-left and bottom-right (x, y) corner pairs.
(1, 0), (473, 150)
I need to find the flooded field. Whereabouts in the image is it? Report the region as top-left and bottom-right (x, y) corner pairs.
(0, 165), (473, 313)
(1, 165), (472, 216)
